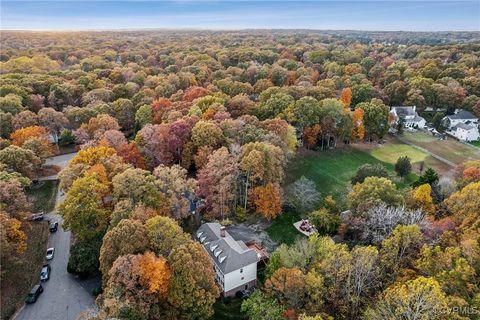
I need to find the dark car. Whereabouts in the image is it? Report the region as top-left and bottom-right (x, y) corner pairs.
(25, 284), (43, 303)
(40, 264), (51, 281)
(49, 221), (58, 232)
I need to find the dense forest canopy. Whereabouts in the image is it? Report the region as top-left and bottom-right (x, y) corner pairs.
(1, 30), (480, 320)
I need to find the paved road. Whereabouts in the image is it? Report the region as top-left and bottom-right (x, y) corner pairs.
(39, 153), (78, 181)
(16, 152), (96, 320)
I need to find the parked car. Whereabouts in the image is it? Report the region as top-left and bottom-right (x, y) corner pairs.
(40, 264), (51, 281)
(49, 221), (58, 232)
(46, 247), (55, 260)
(31, 213), (44, 221)
(25, 284), (43, 303)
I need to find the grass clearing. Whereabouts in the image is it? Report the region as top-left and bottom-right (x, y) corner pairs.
(402, 132), (480, 164)
(26, 180), (58, 213)
(369, 144), (428, 164)
(266, 210), (302, 245)
(0, 222), (49, 320)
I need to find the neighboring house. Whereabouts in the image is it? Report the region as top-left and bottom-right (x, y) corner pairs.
(448, 123), (480, 142)
(443, 110), (479, 142)
(196, 223), (259, 297)
(390, 106), (426, 129)
(443, 110), (479, 128)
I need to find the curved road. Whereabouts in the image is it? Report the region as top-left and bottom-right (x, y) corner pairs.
(15, 153), (96, 320)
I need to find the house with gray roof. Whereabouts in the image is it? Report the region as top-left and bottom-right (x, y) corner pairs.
(443, 109), (479, 141)
(196, 223), (259, 297)
(390, 106), (426, 129)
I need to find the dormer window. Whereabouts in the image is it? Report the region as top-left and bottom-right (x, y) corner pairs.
(200, 236), (206, 243)
(219, 256), (226, 263)
(214, 249), (222, 257)
(196, 231), (203, 238)
(210, 244), (218, 252)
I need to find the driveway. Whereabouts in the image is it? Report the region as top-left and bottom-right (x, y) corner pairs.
(39, 153), (78, 181)
(15, 153), (96, 320)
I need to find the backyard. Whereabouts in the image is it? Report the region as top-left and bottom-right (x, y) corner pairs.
(401, 131), (480, 165)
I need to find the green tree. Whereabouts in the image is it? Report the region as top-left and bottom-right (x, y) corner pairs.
(241, 290), (285, 320)
(395, 156), (412, 178)
(357, 101), (389, 139)
(351, 163), (389, 185)
(59, 174), (110, 240)
(112, 168), (161, 209)
(145, 216), (190, 257)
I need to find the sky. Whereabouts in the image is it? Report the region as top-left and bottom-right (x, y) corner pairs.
(1, 1), (479, 31)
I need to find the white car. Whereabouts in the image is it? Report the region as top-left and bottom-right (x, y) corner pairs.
(46, 248), (55, 260)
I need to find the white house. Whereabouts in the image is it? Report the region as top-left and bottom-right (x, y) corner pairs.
(390, 106), (426, 129)
(196, 223), (258, 297)
(443, 110), (479, 142)
(449, 123), (480, 142)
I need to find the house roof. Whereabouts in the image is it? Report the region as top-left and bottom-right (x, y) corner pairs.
(196, 223), (258, 274)
(454, 123), (475, 131)
(392, 106), (416, 117)
(407, 115), (425, 123)
(447, 110), (477, 120)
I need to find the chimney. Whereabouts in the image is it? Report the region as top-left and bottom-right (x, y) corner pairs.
(220, 226), (226, 237)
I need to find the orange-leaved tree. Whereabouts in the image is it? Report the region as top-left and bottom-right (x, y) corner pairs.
(251, 183), (282, 220)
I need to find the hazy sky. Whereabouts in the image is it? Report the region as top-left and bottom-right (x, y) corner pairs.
(1, 1), (479, 31)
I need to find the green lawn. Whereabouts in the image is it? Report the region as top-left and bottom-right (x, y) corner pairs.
(370, 144), (428, 164)
(26, 180), (58, 213)
(266, 210), (302, 245)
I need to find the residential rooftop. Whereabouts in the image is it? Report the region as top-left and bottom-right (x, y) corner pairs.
(196, 223), (258, 274)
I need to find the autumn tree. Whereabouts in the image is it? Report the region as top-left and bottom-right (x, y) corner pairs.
(264, 267), (308, 310)
(12, 110), (39, 130)
(197, 147), (239, 218)
(348, 177), (403, 212)
(351, 107), (365, 141)
(409, 184), (435, 214)
(38, 107), (69, 141)
(251, 183), (282, 220)
(99, 219), (149, 281)
(59, 174), (110, 240)
(0, 145), (41, 178)
(153, 164), (197, 219)
(364, 277), (450, 320)
(167, 241), (220, 320)
(145, 216), (190, 257)
(70, 146), (117, 166)
(112, 168), (160, 209)
(340, 87), (352, 111)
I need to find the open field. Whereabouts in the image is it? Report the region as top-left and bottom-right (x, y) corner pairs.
(266, 210), (302, 245)
(402, 132), (480, 164)
(26, 180), (59, 213)
(285, 146), (416, 207)
(1, 222), (49, 320)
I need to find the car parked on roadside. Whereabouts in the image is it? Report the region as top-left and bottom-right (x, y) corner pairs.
(40, 264), (51, 281)
(46, 247), (55, 260)
(25, 284), (43, 304)
(49, 221), (58, 232)
(31, 213), (44, 221)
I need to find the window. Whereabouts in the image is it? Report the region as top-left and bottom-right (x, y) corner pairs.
(245, 284), (248, 290)
(240, 268), (243, 273)
(241, 277), (244, 280)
